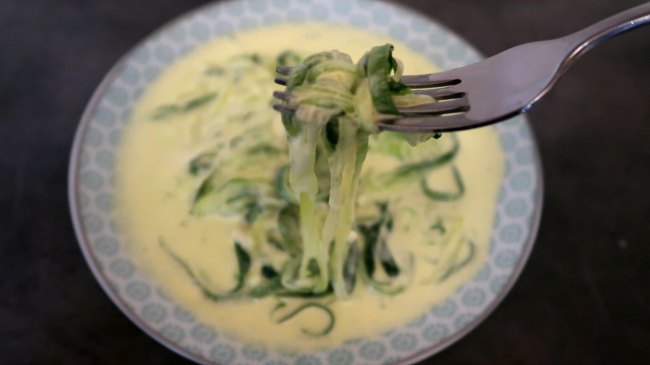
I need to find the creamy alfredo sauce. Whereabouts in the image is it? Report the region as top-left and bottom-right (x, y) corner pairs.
(115, 23), (504, 351)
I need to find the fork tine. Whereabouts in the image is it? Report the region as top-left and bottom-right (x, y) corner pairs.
(397, 97), (469, 115)
(275, 77), (288, 86)
(276, 66), (293, 75)
(414, 89), (465, 100)
(377, 113), (480, 133)
(272, 104), (296, 113)
(400, 74), (461, 88)
(273, 91), (291, 101)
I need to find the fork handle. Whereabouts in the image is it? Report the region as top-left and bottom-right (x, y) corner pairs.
(562, 2), (650, 68)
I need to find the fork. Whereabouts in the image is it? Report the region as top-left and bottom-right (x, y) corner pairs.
(274, 2), (650, 133)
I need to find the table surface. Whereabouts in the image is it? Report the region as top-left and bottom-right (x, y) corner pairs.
(2, 1), (649, 364)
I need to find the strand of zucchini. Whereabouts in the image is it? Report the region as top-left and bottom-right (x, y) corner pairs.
(271, 302), (335, 336)
(321, 118), (370, 299)
(280, 50), (359, 295)
(284, 121), (330, 293)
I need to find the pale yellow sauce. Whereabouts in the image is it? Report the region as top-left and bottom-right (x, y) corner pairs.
(115, 23), (504, 351)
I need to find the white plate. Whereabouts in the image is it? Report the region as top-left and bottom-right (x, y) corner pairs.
(69, 1), (543, 364)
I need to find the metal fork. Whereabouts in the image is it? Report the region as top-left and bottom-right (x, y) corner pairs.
(274, 3), (650, 133)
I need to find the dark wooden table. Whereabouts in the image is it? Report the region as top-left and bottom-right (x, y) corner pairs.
(2, 1), (649, 364)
